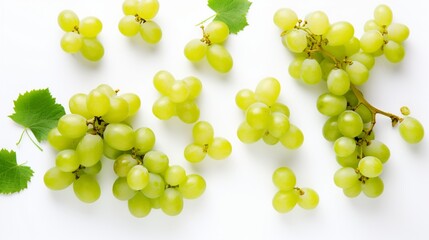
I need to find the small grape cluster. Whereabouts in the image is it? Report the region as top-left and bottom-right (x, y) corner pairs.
(272, 167), (319, 213)
(58, 10), (104, 62)
(184, 121), (232, 163)
(152, 70), (202, 124)
(184, 21), (233, 73)
(118, 0), (162, 44)
(235, 77), (304, 149)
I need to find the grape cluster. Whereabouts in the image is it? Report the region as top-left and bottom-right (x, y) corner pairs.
(184, 21), (233, 73)
(274, 5), (424, 198)
(272, 167), (319, 213)
(184, 121), (232, 163)
(118, 0), (162, 44)
(152, 70), (202, 124)
(58, 10), (104, 62)
(235, 77), (304, 149)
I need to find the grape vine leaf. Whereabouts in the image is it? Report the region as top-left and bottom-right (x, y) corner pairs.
(9, 88), (65, 144)
(208, 0), (252, 34)
(0, 149), (34, 194)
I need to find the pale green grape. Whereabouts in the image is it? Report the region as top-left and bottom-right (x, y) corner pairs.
(60, 32), (82, 53)
(128, 192), (152, 218)
(112, 177), (136, 201)
(387, 23), (409, 43)
(207, 137), (232, 160)
(267, 112), (290, 138)
(176, 100), (200, 123)
(288, 56), (305, 79)
(103, 143), (123, 160)
(57, 114), (87, 139)
(122, 0), (139, 15)
(104, 123), (135, 151)
(254, 77), (281, 106)
(235, 89), (256, 111)
(69, 93), (92, 119)
(127, 165), (150, 190)
(114, 154), (138, 177)
(152, 96), (176, 120)
(120, 93), (141, 117)
(297, 188), (319, 209)
(273, 8), (298, 31)
(134, 127), (155, 155)
(362, 177), (384, 198)
(237, 121), (264, 143)
(76, 134), (103, 167)
(343, 183), (362, 198)
(79, 17), (102, 38)
(322, 117), (342, 142)
(153, 70), (175, 96)
(345, 61), (369, 85)
(48, 128), (76, 151)
(118, 15), (140, 37)
(183, 76), (202, 100)
(399, 117), (424, 144)
(141, 173), (165, 199)
(305, 11), (330, 35)
(143, 150), (169, 173)
(272, 167), (296, 191)
(82, 161), (102, 175)
(317, 93), (347, 117)
(349, 53), (375, 70)
(374, 4), (393, 26)
(279, 124), (304, 149)
(334, 137), (356, 157)
(150, 197), (161, 209)
(205, 21), (229, 44)
(137, 0), (159, 19)
(86, 89), (110, 116)
(73, 175), (100, 203)
(384, 41), (405, 63)
(164, 165), (187, 186)
(184, 39), (207, 62)
(102, 96), (129, 123)
(344, 37), (360, 56)
(160, 188), (183, 216)
(179, 174), (206, 199)
(81, 38), (104, 62)
(360, 30), (384, 53)
(283, 29), (307, 53)
(193, 121), (214, 145)
(245, 102), (271, 130)
(270, 102), (290, 117)
(337, 110), (364, 137)
(262, 133), (279, 145)
(325, 21), (354, 46)
(363, 140), (390, 163)
(207, 44), (233, 73)
(354, 104), (373, 123)
(96, 84), (116, 97)
(140, 21), (162, 44)
(44, 167), (75, 190)
(320, 58), (336, 80)
(327, 68), (350, 96)
(364, 20), (383, 32)
(300, 58), (322, 85)
(358, 156), (383, 178)
(58, 10), (79, 32)
(169, 80), (190, 103)
(272, 190), (298, 213)
(333, 167), (360, 189)
(56, 149), (80, 172)
(336, 149), (359, 168)
(184, 144), (206, 163)
(324, 45), (346, 60)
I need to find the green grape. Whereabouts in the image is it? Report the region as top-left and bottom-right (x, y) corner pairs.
(114, 154), (138, 177)
(102, 96), (129, 123)
(279, 124), (304, 149)
(143, 150), (169, 173)
(184, 39), (207, 62)
(58, 10), (79, 32)
(336, 149), (359, 168)
(140, 21), (162, 44)
(354, 104), (373, 123)
(150, 197), (161, 209)
(112, 177), (136, 201)
(69, 93), (92, 119)
(184, 144), (206, 163)
(387, 23), (409, 43)
(104, 123), (135, 151)
(235, 89), (256, 111)
(122, 0), (139, 15)
(374, 4), (393, 26)
(272, 167), (296, 191)
(134, 127), (155, 155)
(327, 68), (350, 96)
(81, 38), (104, 62)
(160, 188), (183, 216)
(322, 117), (342, 142)
(169, 80), (190, 103)
(344, 37), (360, 56)
(288, 56), (305, 79)
(245, 102), (271, 130)
(273, 8), (298, 31)
(270, 102), (290, 117)
(360, 30), (384, 53)
(362, 177), (384, 198)
(300, 58), (322, 85)
(207, 137), (232, 160)
(193, 121), (214, 145)
(76, 134), (103, 167)
(343, 183), (362, 198)
(337, 110), (364, 137)
(60, 32), (82, 53)
(283, 29), (307, 53)
(205, 21), (229, 44)
(333, 167), (360, 189)
(120, 93), (141, 117)
(297, 188), (319, 210)
(206, 44), (233, 73)
(179, 174), (206, 199)
(305, 11), (330, 35)
(152, 96), (176, 120)
(364, 20), (383, 32)
(164, 165), (187, 186)
(153, 70), (175, 96)
(79, 17), (102, 38)
(320, 58), (335, 80)
(137, 0), (159, 20)
(237, 121), (264, 143)
(384, 41), (405, 63)
(182, 76), (202, 100)
(345, 61), (369, 85)
(262, 133), (279, 145)
(324, 45), (346, 60)
(86, 89), (110, 116)
(267, 112), (290, 138)
(57, 114), (87, 139)
(176, 100), (200, 123)
(334, 137), (356, 157)
(254, 77), (281, 106)
(48, 128), (77, 151)
(141, 173), (165, 199)
(325, 21), (354, 46)
(344, 90), (358, 107)
(317, 92), (347, 117)
(399, 117), (424, 144)
(272, 190), (298, 213)
(73, 175), (101, 203)
(358, 156), (383, 178)
(82, 161), (102, 175)
(118, 15), (140, 37)
(127, 165), (150, 190)
(96, 84), (116, 97)
(128, 192), (152, 218)
(349, 53), (375, 70)
(44, 167), (75, 190)
(103, 143), (123, 160)
(55, 149), (80, 172)
(363, 140), (390, 163)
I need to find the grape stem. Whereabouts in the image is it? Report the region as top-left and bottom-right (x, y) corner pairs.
(195, 14), (216, 26)
(16, 129), (43, 151)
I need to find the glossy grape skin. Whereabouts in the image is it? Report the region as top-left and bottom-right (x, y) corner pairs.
(73, 175), (101, 203)
(399, 117), (424, 144)
(272, 190), (298, 213)
(44, 167), (75, 190)
(80, 38), (104, 62)
(205, 21), (229, 44)
(128, 192), (152, 218)
(160, 188), (183, 216)
(206, 44), (233, 73)
(272, 167), (296, 191)
(179, 174), (206, 199)
(58, 10), (79, 32)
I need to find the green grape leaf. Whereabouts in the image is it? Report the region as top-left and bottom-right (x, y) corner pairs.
(0, 149), (34, 194)
(9, 89), (65, 143)
(208, 0), (252, 34)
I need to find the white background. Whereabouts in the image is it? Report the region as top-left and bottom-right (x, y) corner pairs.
(1, 0), (428, 239)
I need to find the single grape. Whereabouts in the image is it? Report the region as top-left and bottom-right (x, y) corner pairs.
(80, 38), (104, 62)
(102, 96), (129, 123)
(364, 20), (384, 32)
(358, 156), (383, 178)
(136, 0), (159, 20)
(245, 102), (271, 130)
(120, 93), (141, 117)
(114, 154), (138, 177)
(153, 70), (175, 96)
(387, 23), (409, 43)
(272, 167), (296, 191)
(279, 124), (304, 149)
(362, 177), (384, 198)
(79, 17), (102, 38)
(316, 93), (347, 117)
(104, 123), (135, 151)
(344, 37), (360, 56)
(152, 96), (176, 120)
(333, 137), (356, 157)
(176, 100), (200, 123)
(305, 11), (330, 35)
(383, 41), (405, 63)
(139, 21), (162, 44)
(267, 112), (290, 139)
(184, 39), (207, 62)
(134, 127), (155, 155)
(336, 149), (359, 168)
(103, 143), (123, 160)
(283, 29), (307, 53)
(60, 32), (82, 53)
(325, 21), (354, 46)
(273, 8), (298, 31)
(262, 133), (279, 145)
(118, 15), (140, 37)
(349, 53), (375, 70)
(360, 30), (384, 53)
(96, 84), (116, 97)
(272, 190), (298, 213)
(58, 10), (79, 32)
(322, 117), (342, 142)
(343, 183), (362, 198)
(237, 121), (264, 143)
(207, 137), (232, 160)
(254, 77), (281, 106)
(141, 173), (165, 199)
(122, 0), (139, 15)
(300, 58), (322, 85)
(374, 4), (393, 26)
(345, 61), (369, 85)
(182, 76), (202, 100)
(179, 174), (206, 199)
(297, 188), (319, 210)
(206, 44), (233, 73)
(193, 121), (214, 145)
(160, 188), (183, 216)
(333, 167), (360, 189)
(337, 110), (364, 138)
(69, 93), (92, 119)
(205, 21), (229, 44)
(57, 114), (88, 139)
(44, 167), (75, 190)
(150, 197), (161, 209)
(112, 177), (136, 201)
(73, 174), (101, 203)
(127, 165), (150, 191)
(235, 89), (256, 111)
(327, 68), (350, 96)
(270, 102), (290, 117)
(128, 192), (152, 218)
(86, 89), (110, 116)
(76, 134), (103, 167)
(164, 165), (187, 186)
(169, 80), (190, 103)
(399, 117), (424, 144)
(184, 144), (206, 163)
(143, 150), (169, 173)
(288, 56), (305, 79)
(363, 140), (390, 163)
(55, 149), (80, 172)
(47, 128), (77, 151)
